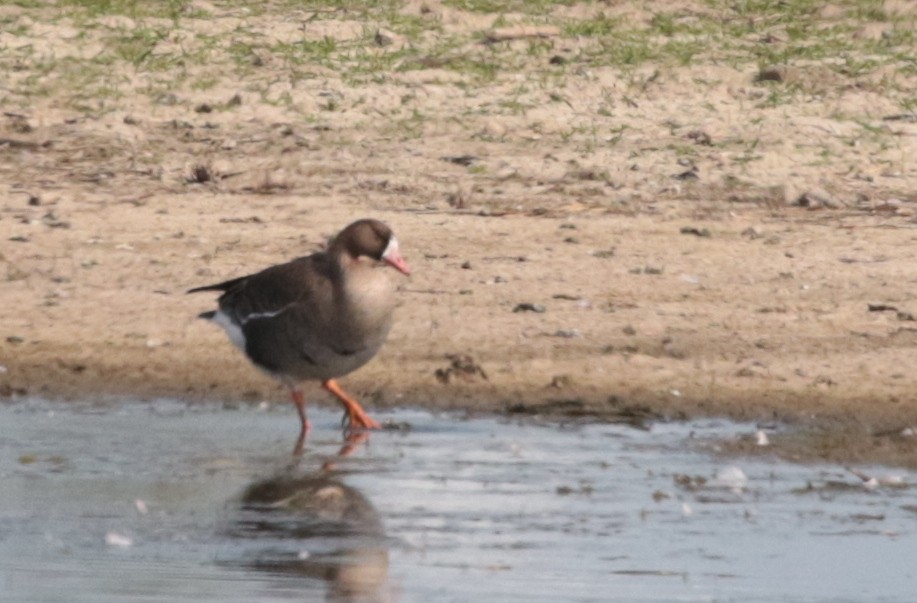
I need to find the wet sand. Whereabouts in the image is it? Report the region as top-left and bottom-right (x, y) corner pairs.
(5, 203), (917, 465)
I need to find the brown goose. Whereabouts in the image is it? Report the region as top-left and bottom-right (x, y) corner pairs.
(189, 219), (410, 443)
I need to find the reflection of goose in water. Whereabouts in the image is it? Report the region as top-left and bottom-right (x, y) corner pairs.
(230, 470), (390, 602)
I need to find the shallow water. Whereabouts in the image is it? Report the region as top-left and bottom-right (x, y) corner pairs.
(1, 398), (915, 602)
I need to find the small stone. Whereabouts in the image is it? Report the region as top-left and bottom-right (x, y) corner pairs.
(375, 28), (406, 48)
(155, 93), (179, 106)
(756, 66), (787, 82)
(652, 490), (670, 502)
(674, 166), (699, 180)
(496, 167), (517, 180)
(460, 261), (472, 269)
(795, 188), (846, 209)
(686, 129), (712, 145)
(553, 329), (581, 338)
(105, 532), (133, 548)
(513, 303), (546, 313)
(741, 226), (763, 239)
(41, 211), (70, 229)
(549, 374), (573, 388)
(188, 164), (212, 183)
(680, 226), (711, 237)
(434, 353), (488, 384)
(713, 466), (748, 492)
(441, 155), (477, 167)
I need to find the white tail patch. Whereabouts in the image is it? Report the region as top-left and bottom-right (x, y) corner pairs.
(212, 309), (246, 351)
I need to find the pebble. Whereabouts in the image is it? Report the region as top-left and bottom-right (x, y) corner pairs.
(795, 188), (846, 209)
(375, 28), (406, 48)
(741, 226), (763, 239)
(680, 226), (711, 237)
(713, 466), (748, 492)
(105, 532), (133, 548)
(553, 329), (581, 338)
(513, 303), (546, 313)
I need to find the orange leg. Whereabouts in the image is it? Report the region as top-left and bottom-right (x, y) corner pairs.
(322, 379), (382, 431)
(290, 387), (311, 456)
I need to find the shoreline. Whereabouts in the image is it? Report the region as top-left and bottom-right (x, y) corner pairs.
(5, 334), (917, 468)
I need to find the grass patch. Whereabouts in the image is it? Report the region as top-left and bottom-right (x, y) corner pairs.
(108, 27), (168, 65)
(58, 0), (186, 20)
(443, 0), (575, 15)
(3, 0), (914, 116)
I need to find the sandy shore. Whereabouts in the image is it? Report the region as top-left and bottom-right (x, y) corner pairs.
(2, 0), (917, 464)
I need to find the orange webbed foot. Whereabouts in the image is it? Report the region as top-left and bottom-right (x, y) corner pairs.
(322, 379), (382, 432)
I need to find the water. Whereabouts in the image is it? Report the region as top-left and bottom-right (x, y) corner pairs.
(1, 398), (915, 602)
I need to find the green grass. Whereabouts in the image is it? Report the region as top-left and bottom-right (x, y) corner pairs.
(2, 0), (914, 119)
(58, 0), (187, 20)
(443, 0), (575, 14)
(109, 27), (168, 65)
